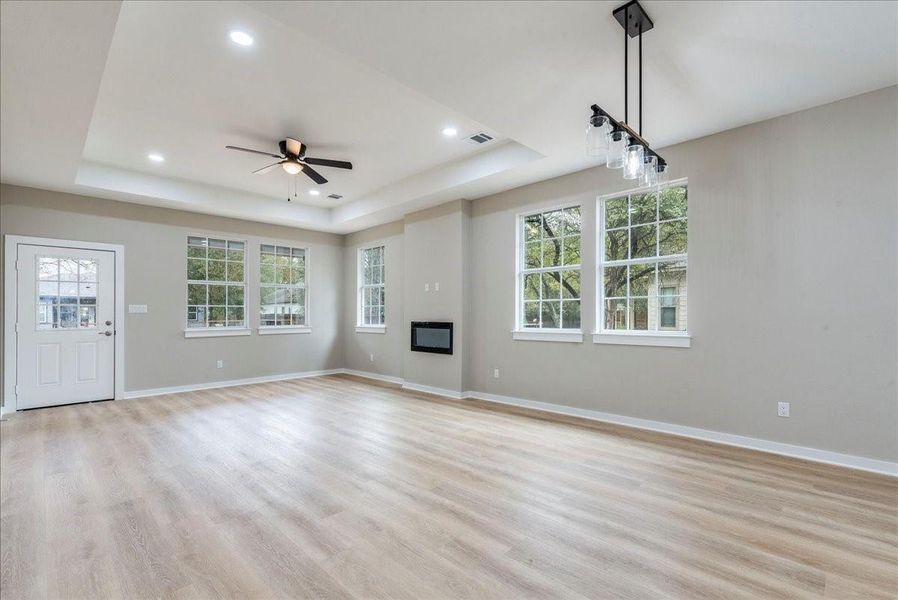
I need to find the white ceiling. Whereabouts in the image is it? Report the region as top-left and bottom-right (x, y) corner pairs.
(2, 1), (896, 233)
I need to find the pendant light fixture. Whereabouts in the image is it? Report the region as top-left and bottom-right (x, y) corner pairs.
(585, 0), (667, 186)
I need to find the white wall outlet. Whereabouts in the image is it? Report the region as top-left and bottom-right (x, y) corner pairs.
(434, 282), (440, 291)
(216, 360), (224, 369)
(369, 353), (375, 362)
(493, 368), (500, 379)
(777, 402), (790, 418)
(424, 283), (430, 292)
(128, 304), (148, 313)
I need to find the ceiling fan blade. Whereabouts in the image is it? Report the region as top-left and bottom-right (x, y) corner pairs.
(285, 138), (303, 156)
(226, 145), (283, 159)
(302, 157), (353, 170)
(301, 164), (328, 185)
(253, 161), (283, 175)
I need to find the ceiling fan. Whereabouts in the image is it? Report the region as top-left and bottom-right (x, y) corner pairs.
(225, 137), (352, 185)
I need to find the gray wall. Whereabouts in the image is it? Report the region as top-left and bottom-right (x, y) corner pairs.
(1, 185), (344, 401)
(465, 86), (897, 462)
(342, 220), (406, 378)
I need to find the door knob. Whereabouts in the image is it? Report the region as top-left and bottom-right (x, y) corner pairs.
(99, 330), (112, 336)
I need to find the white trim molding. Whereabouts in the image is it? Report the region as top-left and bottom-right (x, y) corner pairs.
(258, 326), (311, 335)
(184, 327), (251, 338)
(355, 325), (386, 334)
(401, 380), (465, 400)
(123, 368), (343, 399)
(4, 234), (127, 412)
(343, 369), (404, 385)
(463, 390), (897, 477)
(593, 332), (691, 348)
(513, 329), (583, 343)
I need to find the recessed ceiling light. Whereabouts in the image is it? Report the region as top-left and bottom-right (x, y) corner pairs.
(442, 127), (458, 137)
(308, 190), (321, 196)
(147, 153), (165, 163)
(229, 31), (254, 46)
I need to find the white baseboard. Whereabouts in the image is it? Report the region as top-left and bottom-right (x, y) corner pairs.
(463, 390), (898, 477)
(123, 368), (343, 399)
(401, 380), (464, 399)
(342, 369), (404, 385)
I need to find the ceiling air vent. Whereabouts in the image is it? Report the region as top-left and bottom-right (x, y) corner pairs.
(467, 132), (494, 145)
(327, 193), (343, 200)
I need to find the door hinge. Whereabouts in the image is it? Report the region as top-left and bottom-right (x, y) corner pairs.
(14, 385), (21, 395)
(15, 322), (20, 333)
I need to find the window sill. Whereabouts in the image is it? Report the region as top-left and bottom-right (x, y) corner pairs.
(592, 332), (691, 348)
(258, 326), (311, 336)
(512, 329), (583, 343)
(184, 328), (251, 339)
(355, 326), (386, 334)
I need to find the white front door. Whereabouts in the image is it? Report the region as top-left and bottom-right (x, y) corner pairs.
(15, 244), (116, 409)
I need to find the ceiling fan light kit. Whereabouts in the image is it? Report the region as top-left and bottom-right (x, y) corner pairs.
(586, 0), (667, 188)
(225, 137), (352, 185)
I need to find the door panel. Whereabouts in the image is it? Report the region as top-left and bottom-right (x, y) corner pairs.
(16, 244), (116, 409)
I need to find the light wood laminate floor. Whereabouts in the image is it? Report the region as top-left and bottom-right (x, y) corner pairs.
(2, 374), (896, 599)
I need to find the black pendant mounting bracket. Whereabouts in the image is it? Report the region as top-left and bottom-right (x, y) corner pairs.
(613, 0), (654, 37)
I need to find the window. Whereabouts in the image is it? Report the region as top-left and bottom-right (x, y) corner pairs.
(518, 206), (581, 330)
(358, 246), (385, 326)
(37, 257), (98, 329)
(186, 236), (245, 328)
(259, 245), (307, 327)
(599, 183), (687, 334)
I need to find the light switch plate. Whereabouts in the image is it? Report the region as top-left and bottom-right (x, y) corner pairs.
(128, 304), (148, 313)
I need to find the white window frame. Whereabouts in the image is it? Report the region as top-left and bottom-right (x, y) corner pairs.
(258, 243), (311, 335)
(513, 203), (584, 343)
(184, 235), (250, 338)
(594, 178), (691, 348)
(356, 243), (386, 333)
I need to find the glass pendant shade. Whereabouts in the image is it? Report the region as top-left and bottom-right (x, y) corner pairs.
(606, 130), (627, 169)
(622, 141), (645, 180)
(586, 115), (610, 157)
(642, 154), (658, 186)
(655, 161), (669, 185)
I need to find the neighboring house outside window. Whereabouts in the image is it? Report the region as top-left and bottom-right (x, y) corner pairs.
(186, 236), (245, 328)
(260, 245), (307, 327)
(598, 183), (687, 334)
(358, 245), (385, 326)
(518, 205), (582, 330)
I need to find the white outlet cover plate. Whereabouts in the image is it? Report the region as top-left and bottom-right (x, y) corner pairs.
(128, 304), (148, 313)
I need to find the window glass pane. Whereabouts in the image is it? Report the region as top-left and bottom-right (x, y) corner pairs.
(188, 245), (206, 259)
(59, 259), (79, 281)
(39, 282), (58, 303)
(276, 246), (291, 256)
(187, 259), (206, 281)
(260, 287), (276, 305)
(227, 261), (244, 283)
(541, 272), (561, 300)
(562, 207), (581, 236)
(542, 239), (560, 267)
(227, 248), (244, 262)
(604, 299), (628, 330)
(628, 263), (655, 297)
(78, 260), (97, 282)
(523, 274), (540, 301)
(604, 266), (627, 298)
(208, 306), (226, 327)
(209, 285), (226, 305)
(207, 260), (226, 281)
(227, 285), (244, 306)
(227, 307), (244, 327)
(659, 220), (687, 256)
(228, 240), (244, 251)
(561, 270), (580, 299)
(659, 185), (687, 220)
(261, 253), (276, 283)
(562, 235), (580, 266)
(187, 284), (206, 305)
(293, 288), (305, 307)
(188, 236), (207, 246)
(59, 305), (78, 328)
(79, 306), (97, 328)
(658, 259), (688, 290)
(630, 193), (657, 225)
(523, 302), (540, 327)
(630, 223), (657, 259)
(39, 258), (58, 280)
(605, 197), (628, 229)
(208, 238), (227, 249)
(542, 211), (562, 239)
(208, 246), (226, 261)
(59, 282), (78, 304)
(605, 229), (628, 261)
(79, 283), (97, 305)
(261, 244), (275, 254)
(524, 215), (541, 242)
(630, 298), (649, 330)
(187, 306), (206, 328)
(540, 301), (560, 328)
(561, 300), (581, 329)
(524, 241), (541, 269)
